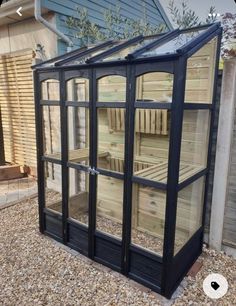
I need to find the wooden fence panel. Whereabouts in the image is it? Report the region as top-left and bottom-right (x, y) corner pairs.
(0, 49), (36, 172)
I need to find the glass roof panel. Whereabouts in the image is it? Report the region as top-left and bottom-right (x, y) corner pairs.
(64, 41), (121, 66)
(98, 36), (162, 62)
(137, 28), (206, 58)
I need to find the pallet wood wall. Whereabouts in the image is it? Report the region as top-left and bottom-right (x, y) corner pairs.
(138, 110), (209, 166)
(185, 37), (217, 103)
(0, 49), (36, 172)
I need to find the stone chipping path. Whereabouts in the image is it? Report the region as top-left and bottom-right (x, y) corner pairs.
(0, 197), (235, 306)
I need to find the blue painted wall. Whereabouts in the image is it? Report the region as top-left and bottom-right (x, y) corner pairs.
(42, 0), (172, 55)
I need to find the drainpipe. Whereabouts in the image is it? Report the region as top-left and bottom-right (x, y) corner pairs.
(34, 0), (73, 52)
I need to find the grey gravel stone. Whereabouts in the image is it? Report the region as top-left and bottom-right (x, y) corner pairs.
(0, 198), (235, 306)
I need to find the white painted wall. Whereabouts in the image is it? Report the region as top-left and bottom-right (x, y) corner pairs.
(209, 59), (236, 252)
(0, 13), (57, 58)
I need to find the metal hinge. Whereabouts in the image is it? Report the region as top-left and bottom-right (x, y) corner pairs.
(88, 167), (100, 175)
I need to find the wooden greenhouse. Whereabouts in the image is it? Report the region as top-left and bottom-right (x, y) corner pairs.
(33, 23), (222, 298)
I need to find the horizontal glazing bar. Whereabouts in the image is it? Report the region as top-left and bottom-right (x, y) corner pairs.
(40, 100), (60, 106)
(132, 176), (167, 190)
(133, 53), (180, 62)
(96, 102), (126, 108)
(66, 101), (90, 107)
(96, 168), (124, 180)
(183, 103), (213, 110)
(67, 162), (89, 172)
(135, 102), (172, 109)
(42, 156), (62, 164)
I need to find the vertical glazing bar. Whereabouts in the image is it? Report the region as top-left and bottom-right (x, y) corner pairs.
(201, 30), (223, 242)
(161, 57), (187, 297)
(88, 68), (97, 258)
(34, 70), (45, 233)
(60, 70), (69, 244)
(121, 64), (136, 274)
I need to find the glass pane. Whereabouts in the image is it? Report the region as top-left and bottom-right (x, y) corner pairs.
(41, 79), (59, 100)
(136, 72), (173, 102)
(45, 161), (62, 213)
(175, 176), (205, 254)
(138, 29), (206, 58)
(131, 184), (166, 255)
(69, 168), (89, 226)
(96, 175), (123, 239)
(100, 37), (160, 62)
(42, 106), (61, 159)
(66, 78), (89, 102)
(98, 75), (126, 102)
(133, 109), (170, 183)
(97, 108), (125, 173)
(179, 110), (210, 182)
(65, 42), (120, 65)
(185, 37), (218, 103)
(68, 107), (89, 165)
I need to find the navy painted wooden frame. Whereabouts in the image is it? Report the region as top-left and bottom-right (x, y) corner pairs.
(33, 23), (222, 299)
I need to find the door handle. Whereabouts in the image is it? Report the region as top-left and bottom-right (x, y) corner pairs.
(88, 167), (100, 175)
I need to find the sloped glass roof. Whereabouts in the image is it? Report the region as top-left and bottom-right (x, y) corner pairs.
(64, 41), (121, 66)
(97, 36), (161, 62)
(136, 28), (206, 58)
(32, 23), (220, 69)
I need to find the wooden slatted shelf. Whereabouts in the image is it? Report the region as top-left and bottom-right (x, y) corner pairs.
(134, 161), (203, 183)
(45, 148), (108, 163)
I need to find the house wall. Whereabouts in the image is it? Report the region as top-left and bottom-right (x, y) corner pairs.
(0, 13), (57, 58)
(41, 0), (171, 54)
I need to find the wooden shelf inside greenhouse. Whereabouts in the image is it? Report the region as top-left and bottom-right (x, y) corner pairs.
(45, 148), (109, 163)
(134, 161), (203, 183)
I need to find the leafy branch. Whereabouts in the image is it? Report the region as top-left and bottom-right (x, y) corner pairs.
(168, 0), (217, 29)
(66, 5), (167, 47)
(221, 13), (236, 59)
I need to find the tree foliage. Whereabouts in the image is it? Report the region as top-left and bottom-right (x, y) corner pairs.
(66, 5), (167, 47)
(168, 0), (217, 29)
(221, 13), (236, 59)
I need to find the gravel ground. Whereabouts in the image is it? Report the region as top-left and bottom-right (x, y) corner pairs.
(0, 177), (37, 206)
(0, 197), (235, 305)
